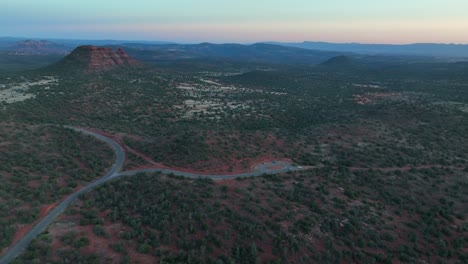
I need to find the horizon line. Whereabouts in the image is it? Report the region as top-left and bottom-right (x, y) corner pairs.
(2, 36), (468, 46)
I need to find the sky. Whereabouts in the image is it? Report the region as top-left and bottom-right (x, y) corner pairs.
(1, 0), (468, 44)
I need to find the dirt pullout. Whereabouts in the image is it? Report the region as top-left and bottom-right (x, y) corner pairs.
(84, 127), (293, 175)
(126, 157), (292, 175)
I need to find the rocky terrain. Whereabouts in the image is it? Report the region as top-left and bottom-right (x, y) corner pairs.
(51, 46), (143, 73)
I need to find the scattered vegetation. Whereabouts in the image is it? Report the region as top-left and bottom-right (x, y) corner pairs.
(1, 51), (468, 263)
(0, 123), (113, 251)
(17, 169), (467, 263)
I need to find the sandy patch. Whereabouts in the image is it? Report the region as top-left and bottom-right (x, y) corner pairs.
(0, 76), (58, 104)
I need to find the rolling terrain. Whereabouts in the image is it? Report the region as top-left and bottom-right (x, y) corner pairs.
(267, 41), (468, 57)
(0, 44), (467, 263)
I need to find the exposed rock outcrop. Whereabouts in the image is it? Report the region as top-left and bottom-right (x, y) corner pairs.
(52, 45), (143, 73)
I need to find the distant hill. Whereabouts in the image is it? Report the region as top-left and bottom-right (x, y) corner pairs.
(7, 40), (70, 55)
(3, 37), (468, 58)
(51, 39), (174, 48)
(48, 45), (144, 73)
(320, 55), (354, 66)
(2, 38), (460, 72)
(0, 37), (174, 52)
(0, 37), (23, 50)
(119, 42), (344, 65)
(266, 41), (468, 57)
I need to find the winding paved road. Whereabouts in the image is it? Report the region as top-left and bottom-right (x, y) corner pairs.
(0, 127), (125, 264)
(114, 160), (299, 180)
(0, 126), (302, 264)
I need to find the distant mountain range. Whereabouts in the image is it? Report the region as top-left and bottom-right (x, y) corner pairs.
(0, 39), (344, 64)
(2, 37), (468, 59)
(0, 37), (174, 53)
(2, 37), (468, 72)
(118, 42), (344, 65)
(265, 41), (468, 57)
(6, 40), (70, 55)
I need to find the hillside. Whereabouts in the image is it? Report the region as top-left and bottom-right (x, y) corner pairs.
(267, 41), (468, 57)
(48, 46), (144, 73)
(0, 41), (449, 73)
(321, 55), (357, 67)
(8, 40), (70, 55)
(120, 43), (344, 65)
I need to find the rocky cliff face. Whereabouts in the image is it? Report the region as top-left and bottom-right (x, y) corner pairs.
(55, 46), (143, 73)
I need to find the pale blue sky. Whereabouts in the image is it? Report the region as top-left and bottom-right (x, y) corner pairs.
(1, 0), (467, 43)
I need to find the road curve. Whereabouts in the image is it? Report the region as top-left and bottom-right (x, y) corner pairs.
(0, 126), (300, 264)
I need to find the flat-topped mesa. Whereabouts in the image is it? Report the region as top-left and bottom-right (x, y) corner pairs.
(53, 45), (143, 73)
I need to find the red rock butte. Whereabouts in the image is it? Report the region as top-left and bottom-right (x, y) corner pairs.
(56, 45), (143, 73)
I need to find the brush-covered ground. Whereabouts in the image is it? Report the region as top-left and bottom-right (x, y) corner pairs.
(3, 63), (468, 173)
(0, 123), (114, 253)
(15, 167), (467, 264)
(1, 58), (468, 263)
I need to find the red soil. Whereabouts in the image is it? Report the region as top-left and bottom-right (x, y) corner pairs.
(56, 175), (68, 188)
(81, 127), (122, 145)
(47, 211), (158, 264)
(79, 127), (295, 175)
(62, 46), (143, 73)
(126, 146), (157, 165)
(124, 136), (291, 175)
(28, 180), (42, 189)
(217, 179), (250, 192)
(0, 128), (295, 256)
(0, 202), (59, 255)
(74, 157), (92, 171)
(41, 203), (57, 218)
(1, 175), (94, 254)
